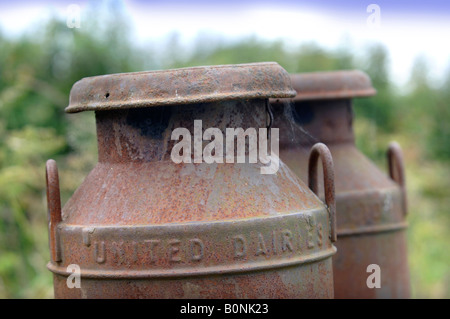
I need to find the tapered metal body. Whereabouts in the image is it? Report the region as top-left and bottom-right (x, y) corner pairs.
(46, 63), (337, 298)
(271, 70), (410, 299)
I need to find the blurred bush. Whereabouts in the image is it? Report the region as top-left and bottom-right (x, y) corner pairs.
(0, 1), (448, 299)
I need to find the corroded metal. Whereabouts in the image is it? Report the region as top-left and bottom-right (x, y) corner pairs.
(308, 143), (336, 242)
(66, 62), (296, 113)
(46, 160), (62, 263)
(47, 63), (337, 299)
(271, 70), (410, 299)
(289, 70), (376, 101)
(388, 141), (408, 216)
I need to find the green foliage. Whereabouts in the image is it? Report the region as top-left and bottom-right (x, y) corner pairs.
(0, 2), (144, 298)
(163, 36), (356, 76)
(0, 2), (448, 299)
(428, 70), (450, 159)
(353, 44), (397, 132)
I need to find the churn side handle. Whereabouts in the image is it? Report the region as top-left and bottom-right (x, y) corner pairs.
(387, 141), (408, 216)
(308, 143), (337, 242)
(46, 159), (62, 262)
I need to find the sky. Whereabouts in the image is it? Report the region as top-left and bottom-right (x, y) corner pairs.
(0, 0), (449, 88)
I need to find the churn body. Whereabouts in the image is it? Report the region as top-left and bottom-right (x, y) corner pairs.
(46, 63), (337, 298)
(271, 70), (410, 299)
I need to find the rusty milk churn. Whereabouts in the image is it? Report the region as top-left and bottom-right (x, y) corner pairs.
(45, 62), (338, 298)
(270, 70), (410, 299)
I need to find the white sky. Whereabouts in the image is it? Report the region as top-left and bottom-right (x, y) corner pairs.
(1, 1), (449, 89)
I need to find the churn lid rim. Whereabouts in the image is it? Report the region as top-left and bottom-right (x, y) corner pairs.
(271, 70), (376, 103)
(65, 62), (297, 113)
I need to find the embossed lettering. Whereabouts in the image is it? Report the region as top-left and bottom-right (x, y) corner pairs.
(94, 241), (106, 264)
(281, 230), (294, 252)
(169, 239), (182, 262)
(307, 215), (316, 249)
(84, 217), (329, 267)
(317, 223), (323, 247)
(307, 229), (315, 249)
(82, 227), (95, 247)
(189, 238), (204, 261)
(111, 241), (126, 265)
(255, 233), (268, 256)
(233, 235), (246, 258)
(144, 239), (160, 264)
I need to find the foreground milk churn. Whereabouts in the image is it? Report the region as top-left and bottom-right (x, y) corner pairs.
(270, 70), (410, 299)
(45, 62), (338, 299)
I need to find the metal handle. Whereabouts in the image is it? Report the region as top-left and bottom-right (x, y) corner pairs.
(46, 159), (62, 262)
(387, 141), (408, 216)
(308, 143), (337, 242)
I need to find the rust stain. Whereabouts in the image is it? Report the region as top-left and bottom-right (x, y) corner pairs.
(47, 63), (336, 299)
(271, 70), (410, 299)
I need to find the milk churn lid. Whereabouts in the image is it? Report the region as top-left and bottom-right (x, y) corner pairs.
(65, 62), (297, 113)
(286, 70), (376, 101)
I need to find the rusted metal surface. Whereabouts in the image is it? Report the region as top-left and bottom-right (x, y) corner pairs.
(46, 160), (62, 263)
(287, 70), (376, 101)
(388, 141), (408, 216)
(308, 143), (336, 242)
(271, 70), (410, 299)
(66, 62), (296, 113)
(47, 63), (337, 299)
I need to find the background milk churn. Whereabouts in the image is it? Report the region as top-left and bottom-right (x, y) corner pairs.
(45, 62), (338, 299)
(270, 70), (410, 299)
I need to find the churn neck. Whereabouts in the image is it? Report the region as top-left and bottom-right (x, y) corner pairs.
(291, 98), (355, 145)
(95, 99), (269, 163)
(65, 62), (296, 163)
(272, 70), (376, 147)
